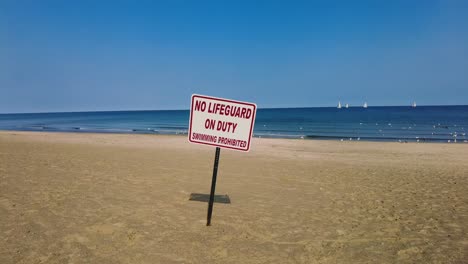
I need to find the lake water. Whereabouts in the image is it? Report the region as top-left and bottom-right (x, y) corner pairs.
(1, 106), (467, 143)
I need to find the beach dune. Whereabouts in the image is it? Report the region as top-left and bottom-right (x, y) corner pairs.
(1, 131), (468, 263)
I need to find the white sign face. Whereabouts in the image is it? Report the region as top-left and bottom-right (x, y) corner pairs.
(188, 94), (257, 152)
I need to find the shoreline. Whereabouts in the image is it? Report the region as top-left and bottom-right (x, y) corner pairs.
(1, 129), (466, 144)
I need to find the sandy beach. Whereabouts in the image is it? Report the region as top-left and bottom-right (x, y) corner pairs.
(1, 131), (467, 263)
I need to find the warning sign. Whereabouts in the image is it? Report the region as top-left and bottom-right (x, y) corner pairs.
(188, 94), (257, 151)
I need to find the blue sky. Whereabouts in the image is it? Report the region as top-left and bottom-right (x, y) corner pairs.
(1, 0), (467, 113)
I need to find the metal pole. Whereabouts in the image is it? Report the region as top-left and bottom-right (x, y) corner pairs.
(207, 147), (221, 226)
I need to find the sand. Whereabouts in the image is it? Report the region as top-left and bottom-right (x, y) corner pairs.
(1, 131), (468, 263)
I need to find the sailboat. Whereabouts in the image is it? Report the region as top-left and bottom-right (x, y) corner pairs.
(337, 101), (342, 109)
(345, 103), (349, 109)
(363, 102), (368, 108)
(412, 101), (417, 108)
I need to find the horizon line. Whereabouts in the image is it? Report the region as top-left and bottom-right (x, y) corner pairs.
(1, 104), (468, 115)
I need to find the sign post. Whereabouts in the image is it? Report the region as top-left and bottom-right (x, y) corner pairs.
(188, 94), (257, 225)
(207, 147), (221, 226)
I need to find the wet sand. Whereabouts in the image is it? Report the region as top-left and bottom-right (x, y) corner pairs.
(1, 131), (468, 263)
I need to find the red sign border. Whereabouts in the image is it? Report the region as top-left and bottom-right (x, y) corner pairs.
(188, 94), (257, 152)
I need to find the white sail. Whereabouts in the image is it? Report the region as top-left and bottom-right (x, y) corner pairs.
(337, 101), (342, 109)
(345, 103), (349, 108)
(363, 102), (368, 108)
(412, 101), (417, 108)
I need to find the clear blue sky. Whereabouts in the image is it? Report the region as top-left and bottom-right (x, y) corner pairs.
(1, 0), (467, 113)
